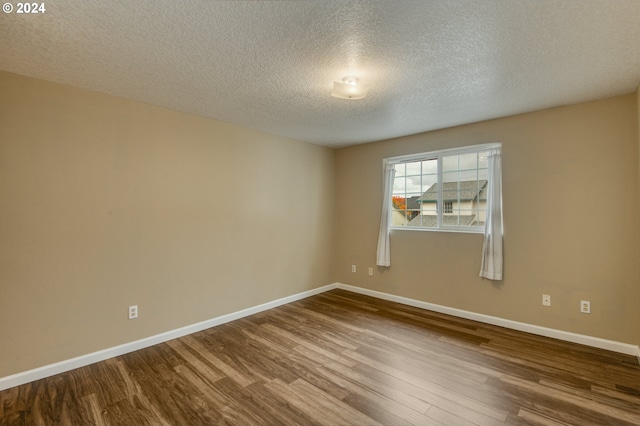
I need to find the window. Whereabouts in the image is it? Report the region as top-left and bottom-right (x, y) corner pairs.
(387, 143), (501, 233)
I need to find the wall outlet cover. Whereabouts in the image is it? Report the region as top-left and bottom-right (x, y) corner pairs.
(128, 305), (139, 319)
(580, 300), (591, 314)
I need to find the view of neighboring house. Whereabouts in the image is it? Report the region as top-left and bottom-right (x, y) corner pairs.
(391, 195), (420, 226)
(400, 180), (488, 227)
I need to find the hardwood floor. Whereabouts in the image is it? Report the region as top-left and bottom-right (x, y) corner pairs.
(1, 289), (640, 425)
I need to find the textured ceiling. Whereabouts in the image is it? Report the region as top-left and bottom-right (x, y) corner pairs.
(1, 1), (640, 148)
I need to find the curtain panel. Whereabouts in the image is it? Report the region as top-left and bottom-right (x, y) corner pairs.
(376, 163), (395, 267)
(479, 149), (503, 280)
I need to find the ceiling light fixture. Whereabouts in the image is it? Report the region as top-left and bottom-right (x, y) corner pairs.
(331, 76), (370, 100)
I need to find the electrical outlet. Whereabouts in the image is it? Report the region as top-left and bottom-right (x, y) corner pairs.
(580, 300), (590, 314)
(351, 265), (356, 273)
(542, 294), (551, 307)
(128, 305), (138, 319)
(368, 267), (373, 276)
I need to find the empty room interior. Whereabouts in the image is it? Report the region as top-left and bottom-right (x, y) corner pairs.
(1, 1), (640, 425)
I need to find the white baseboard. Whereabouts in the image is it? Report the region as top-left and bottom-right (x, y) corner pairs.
(335, 283), (640, 358)
(0, 283), (338, 392)
(2, 281), (638, 391)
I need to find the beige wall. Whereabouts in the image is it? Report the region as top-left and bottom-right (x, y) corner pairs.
(0, 71), (336, 377)
(334, 94), (640, 346)
(637, 86), (640, 347)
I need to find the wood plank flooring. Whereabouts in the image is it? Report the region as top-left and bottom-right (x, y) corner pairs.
(1, 289), (640, 425)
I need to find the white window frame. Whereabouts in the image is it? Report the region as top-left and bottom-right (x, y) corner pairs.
(385, 142), (501, 234)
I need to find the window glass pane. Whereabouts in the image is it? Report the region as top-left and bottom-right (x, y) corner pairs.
(421, 175), (437, 190)
(476, 207), (487, 226)
(392, 195), (406, 208)
(442, 171), (458, 183)
(459, 168), (478, 182)
(391, 210), (408, 226)
(443, 215), (460, 226)
(443, 155), (459, 172)
(478, 151), (489, 170)
(406, 161), (421, 176)
(392, 176), (407, 194)
(422, 159), (437, 174)
(410, 215), (437, 228)
(394, 163), (406, 177)
(405, 175), (422, 193)
(458, 152), (478, 171)
(442, 188), (459, 202)
(405, 209), (420, 225)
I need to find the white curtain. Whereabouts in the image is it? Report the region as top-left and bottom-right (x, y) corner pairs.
(376, 163), (396, 267)
(480, 149), (503, 280)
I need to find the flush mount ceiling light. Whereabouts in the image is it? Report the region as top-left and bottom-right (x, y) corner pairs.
(331, 76), (370, 100)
